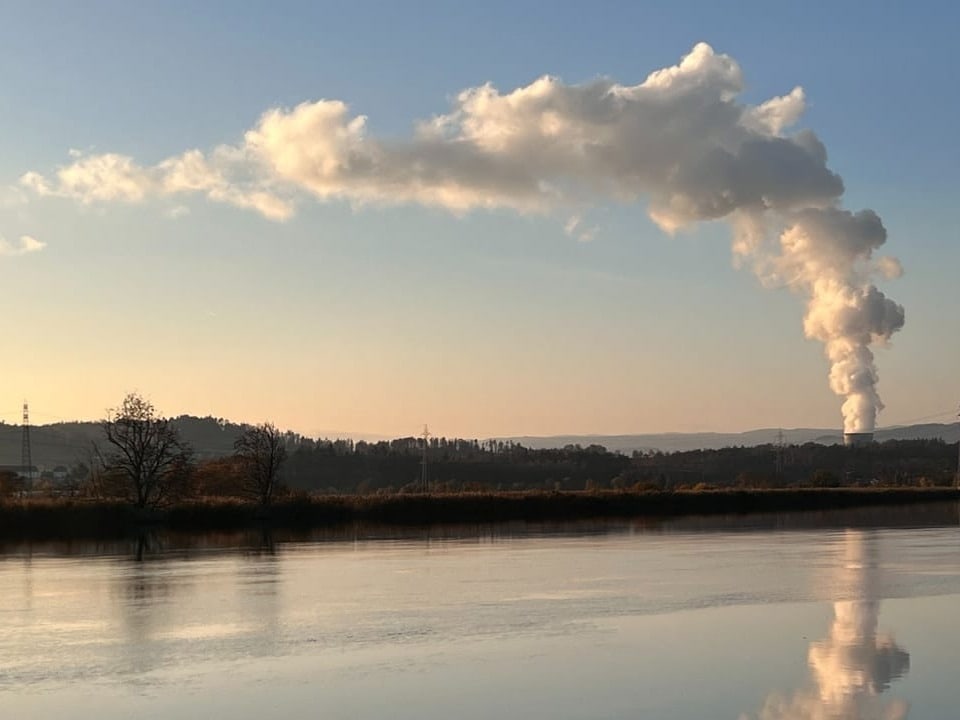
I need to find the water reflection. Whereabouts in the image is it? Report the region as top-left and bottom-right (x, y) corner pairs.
(747, 530), (910, 720)
(116, 537), (180, 680)
(109, 529), (286, 682)
(239, 530), (282, 655)
(0, 502), (955, 559)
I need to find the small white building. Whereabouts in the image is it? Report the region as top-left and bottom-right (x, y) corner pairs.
(0, 465), (39, 482)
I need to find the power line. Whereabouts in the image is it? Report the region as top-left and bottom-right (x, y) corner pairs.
(775, 428), (784, 478)
(21, 402), (32, 474)
(876, 408), (958, 430)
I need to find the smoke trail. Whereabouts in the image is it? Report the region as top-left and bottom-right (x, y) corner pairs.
(22, 44), (904, 429)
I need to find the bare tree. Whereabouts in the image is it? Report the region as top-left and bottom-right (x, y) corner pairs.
(98, 393), (192, 508)
(234, 422), (287, 506)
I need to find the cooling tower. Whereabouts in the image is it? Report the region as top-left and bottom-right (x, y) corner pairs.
(843, 432), (874, 447)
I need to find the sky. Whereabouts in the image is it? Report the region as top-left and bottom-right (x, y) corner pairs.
(0, 1), (957, 439)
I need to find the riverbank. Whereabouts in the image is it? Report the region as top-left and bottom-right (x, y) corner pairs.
(0, 487), (957, 540)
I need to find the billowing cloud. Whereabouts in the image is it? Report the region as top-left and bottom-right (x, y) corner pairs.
(20, 43), (903, 430)
(22, 42), (842, 223)
(0, 234), (45, 257)
(22, 148), (292, 221)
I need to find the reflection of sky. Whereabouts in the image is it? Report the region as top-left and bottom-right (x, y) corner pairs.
(5, 527), (958, 720)
(746, 530), (910, 720)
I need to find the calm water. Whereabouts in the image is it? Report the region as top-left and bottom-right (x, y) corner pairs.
(1, 512), (958, 719)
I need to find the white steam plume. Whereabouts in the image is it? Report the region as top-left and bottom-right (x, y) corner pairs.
(21, 43), (903, 430)
(733, 209), (904, 432)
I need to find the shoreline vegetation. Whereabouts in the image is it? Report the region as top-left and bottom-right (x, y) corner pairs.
(1, 487), (957, 541)
(3, 396), (957, 542)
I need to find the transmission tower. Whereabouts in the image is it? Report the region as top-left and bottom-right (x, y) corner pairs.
(775, 428), (784, 479)
(420, 424), (431, 493)
(21, 401), (32, 480)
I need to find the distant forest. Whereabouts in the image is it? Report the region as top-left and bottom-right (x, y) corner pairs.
(279, 436), (959, 493)
(1, 416), (957, 494)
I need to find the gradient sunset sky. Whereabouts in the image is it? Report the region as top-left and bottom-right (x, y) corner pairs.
(1, 1), (957, 439)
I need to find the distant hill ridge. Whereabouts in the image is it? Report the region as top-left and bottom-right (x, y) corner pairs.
(0, 416), (282, 469)
(1, 416), (957, 469)
(497, 423), (960, 454)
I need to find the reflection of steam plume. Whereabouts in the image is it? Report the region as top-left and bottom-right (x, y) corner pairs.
(23, 44), (903, 431)
(808, 532), (909, 709)
(746, 530), (909, 720)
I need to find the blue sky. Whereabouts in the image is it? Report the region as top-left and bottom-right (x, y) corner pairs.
(1, 1), (957, 438)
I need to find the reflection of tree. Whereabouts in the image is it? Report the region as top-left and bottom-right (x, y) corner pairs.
(745, 530), (910, 720)
(115, 535), (178, 679)
(240, 528), (282, 654)
(241, 529), (281, 611)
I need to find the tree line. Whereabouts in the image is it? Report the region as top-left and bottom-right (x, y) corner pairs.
(279, 435), (958, 494)
(2, 392), (956, 506)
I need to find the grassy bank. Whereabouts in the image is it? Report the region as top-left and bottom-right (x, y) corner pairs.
(0, 487), (957, 540)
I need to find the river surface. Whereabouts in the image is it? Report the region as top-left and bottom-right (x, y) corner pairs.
(1, 510), (958, 719)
